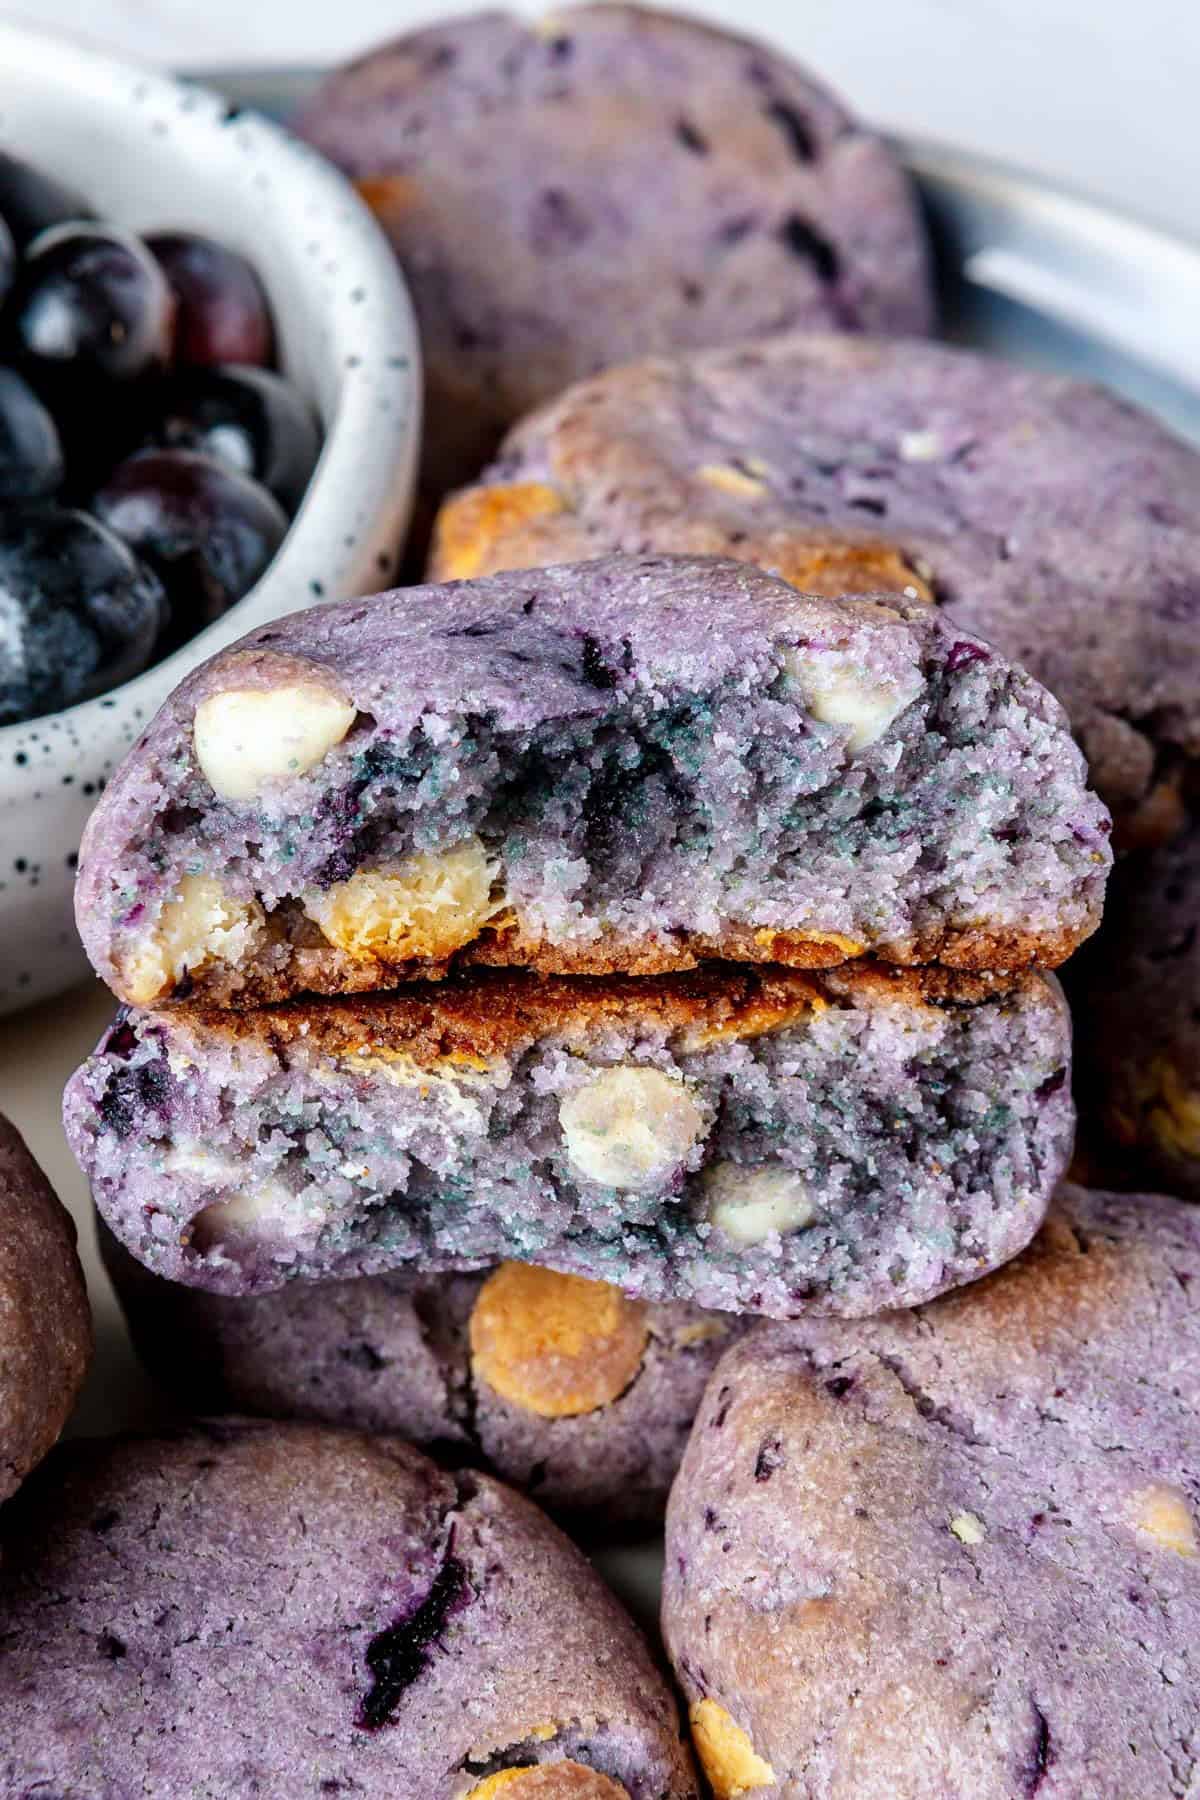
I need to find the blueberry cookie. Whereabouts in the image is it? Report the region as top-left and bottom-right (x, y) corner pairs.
(75, 556), (1109, 1009)
(0, 1114), (91, 1503)
(101, 1234), (746, 1532)
(663, 1183), (1200, 1800)
(1072, 823), (1200, 1200)
(65, 961), (1073, 1316)
(0, 1420), (697, 1796)
(431, 334), (1200, 835)
(295, 6), (932, 498)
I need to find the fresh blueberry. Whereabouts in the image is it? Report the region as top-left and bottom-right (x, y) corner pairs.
(0, 505), (166, 725)
(0, 367), (64, 500)
(11, 224), (176, 384)
(147, 232), (275, 368)
(92, 449), (288, 643)
(139, 366), (320, 512)
(0, 150), (93, 249)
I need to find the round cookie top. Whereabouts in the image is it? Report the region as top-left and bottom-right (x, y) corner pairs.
(102, 1233), (746, 1533)
(434, 332), (1200, 835)
(663, 1183), (1200, 1798)
(0, 1114), (91, 1504)
(1074, 822), (1200, 1200)
(0, 1419), (697, 1797)
(296, 5), (932, 495)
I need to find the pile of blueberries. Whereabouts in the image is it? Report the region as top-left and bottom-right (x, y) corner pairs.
(0, 150), (322, 728)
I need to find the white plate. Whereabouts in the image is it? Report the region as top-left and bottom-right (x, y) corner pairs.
(8, 71), (1200, 1626)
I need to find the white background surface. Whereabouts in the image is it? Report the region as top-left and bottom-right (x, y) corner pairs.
(6, 0), (1200, 238)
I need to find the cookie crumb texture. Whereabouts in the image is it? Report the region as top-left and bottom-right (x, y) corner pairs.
(294, 4), (933, 495)
(101, 1239), (745, 1532)
(66, 961), (1074, 1317)
(0, 1115), (91, 1506)
(74, 556), (1109, 1009)
(663, 1185), (1200, 1797)
(438, 333), (1200, 834)
(0, 1422), (697, 1797)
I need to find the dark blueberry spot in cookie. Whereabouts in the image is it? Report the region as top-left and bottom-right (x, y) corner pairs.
(703, 1507), (720, 1532)
(825, 1375), (855, 1400)
(359, 1555), (470, 1730)
(427, 43), (457, 69)
(521, 594), (537, 615)
(529, 188), (590, 254)
(1024, 1704), (1053, 1794)
(171, 971), (195, 1001)
(764, 99), (816, 161)
(849, 496), (887, 516)
(104, 1017), (138, 1061)
(580, 634), (617, 690)
(717, 215), (757, 247)
(91, 1508), (120, 1534)
(1035, 1067), (1067, 1101)
(676, 118), (709, 155)
(711, 1385), (732, 1428)
(546, 34), (573, 60)
(97, 1632), (127, 1660)
(778, 215), (840, 283)
(754, 1435), (785, 1482)
(945, 640), (990, 674)
(445, 620), (500, 640)
(341, 1341), (386, 1373)
(1173, 1268), (1193, 1291)
(621, 637), (634, 674)
(681, 280), (703, 305)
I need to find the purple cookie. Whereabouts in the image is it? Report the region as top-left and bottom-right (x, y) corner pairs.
(663, 1183), (1200, 1799)
(73, 556), (1109, 1010)
(432, 333), (1200, 835)
(101, 1231), (746, 1533)
(0, 1113), (91, 1503)
(295, 5), (933, 497)
(1072, 822), (1200, 1201)
(0, 1420), (697, 1797)
(65, 962), (1074, 1316)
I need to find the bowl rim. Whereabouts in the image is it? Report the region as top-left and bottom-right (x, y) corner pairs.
(0, 17), (419, 751)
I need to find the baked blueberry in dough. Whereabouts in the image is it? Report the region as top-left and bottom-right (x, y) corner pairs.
(295, 5), (933, 497)
(100, 1235), (746, 1533)
(432, 333), (1200, 836)
(74, 555), (1110, 1009)
(65, 961), (1074, 1317)
(1072, 823), (1200, 1200)
(0, 1113), (91, 1504)
(663, 1183), (1200, 1800)
(0, 1420), (697, 1796)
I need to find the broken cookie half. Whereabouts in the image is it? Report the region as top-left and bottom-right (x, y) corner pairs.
(75, 555), (1110, 1009)
(65, 960), (1074, 1319)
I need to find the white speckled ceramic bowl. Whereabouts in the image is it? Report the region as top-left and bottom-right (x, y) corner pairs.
(0, 22), (419, 1014)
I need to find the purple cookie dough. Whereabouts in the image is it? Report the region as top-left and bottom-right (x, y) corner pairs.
(295, 5), (933, 497)
(0, 1420), (698, 1797)
(663, 1183), (1200, 1799)
(100, 1229), (747, 1534)
(74, 555), (1110, 1010)
(438, 333), (1200, 834)
(64, 962), (1074, 1316)
(1072, 821), (1200, 1201)
(0, 1113), (91, 1503)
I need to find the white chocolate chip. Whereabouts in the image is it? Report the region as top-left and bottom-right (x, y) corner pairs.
(899, 429), (944, 462)
(698, 461), (769, 499)
(304, 839), (506, 963)
(193, 680), (356, 801)
(559, 1064), (705, 1190)
(1130, 1484), (1197, 1556)
(190, 1177), (314, 1252)
(123, 875), (264, 1006)
(781, 645), (923, 752)
(949, 1511), (987, 1545)
(701, 1162), (814, 1245)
